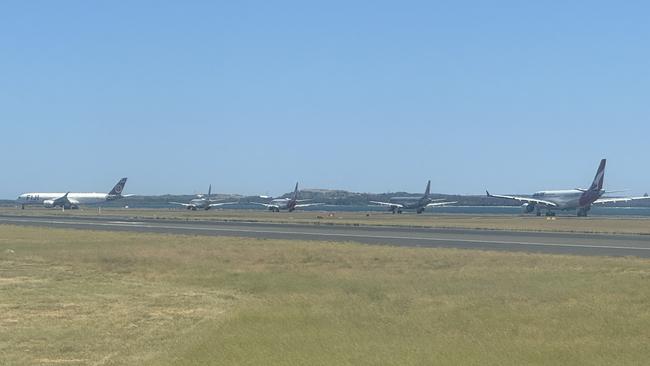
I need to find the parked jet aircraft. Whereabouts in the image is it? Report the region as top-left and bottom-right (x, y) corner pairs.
(486, 159), (650, 216)
(252, 182), (323, 212)
(170, 185), (237, 210)
(17, 178), (131, 209)
(370, 180), (456, 214)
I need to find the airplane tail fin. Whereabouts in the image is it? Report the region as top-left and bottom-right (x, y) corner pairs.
(292, 182), (299, 200)
(208, 184), (212, 199)
(424, 180), (431, 198)
(589, 159), (606, 191)
(108, 178), (128, 196)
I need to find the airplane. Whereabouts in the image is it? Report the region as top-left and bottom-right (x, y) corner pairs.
(169, 184), (237, 210)
(370, 180), (457, 214)
(251, 182), (324, 212)
(17, 178), (131, 209)
(486, 159), (650, 217)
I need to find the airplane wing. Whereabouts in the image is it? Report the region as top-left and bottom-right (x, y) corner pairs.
(426, 201), (457, 207)
(593, 195), (650, 204)
(295, 203), (325, 208)
(52, 192), (73, 206)
(169, 202), (193, 207)
(486, 191), (558, 207)
(428, 198), (447, 202)
(250, 202), (277, 208)
(369, 201), (404, 208)
(208, 202), (238, 208)
(577, 189), (630, 194)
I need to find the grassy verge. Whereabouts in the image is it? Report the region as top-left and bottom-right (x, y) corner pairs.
(5, 207), (650, 235)
(1, 225), (649, 365)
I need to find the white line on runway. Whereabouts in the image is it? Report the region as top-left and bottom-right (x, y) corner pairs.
(1, 217), (649, 252)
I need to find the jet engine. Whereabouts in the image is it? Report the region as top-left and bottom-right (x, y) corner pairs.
(521, 203), (535, 213)
(43, 200), (55, 208)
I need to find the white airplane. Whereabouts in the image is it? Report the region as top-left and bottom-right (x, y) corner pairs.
(371, 180), (456, 214)
(17, 178), (131, 209)
(251, 182), (324, 212)
(487, 159), (650, 216)
(169, 184), (237, 211)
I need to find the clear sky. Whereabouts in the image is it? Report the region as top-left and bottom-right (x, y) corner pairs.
(1, 1), (649, 198)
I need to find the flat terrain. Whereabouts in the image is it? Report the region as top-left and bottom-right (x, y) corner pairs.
(1, 225), (649, 365)
(2, 214), (650, 257)
(4, 207), (650, 235)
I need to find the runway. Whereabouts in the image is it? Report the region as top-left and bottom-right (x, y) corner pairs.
(1, 214), (650, 257)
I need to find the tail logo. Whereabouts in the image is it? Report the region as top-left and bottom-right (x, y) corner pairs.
(590, 159), (606, 191)
(594, 170), (604, 188)
(110, 178), (127, 195)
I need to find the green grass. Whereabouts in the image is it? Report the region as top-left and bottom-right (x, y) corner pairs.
(1, 225), (649, 365)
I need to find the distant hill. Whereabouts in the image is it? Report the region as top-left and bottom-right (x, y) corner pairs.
(0, 200), (16, 207)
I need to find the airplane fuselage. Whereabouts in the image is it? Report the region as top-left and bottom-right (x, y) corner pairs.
(388, 197), (436, 212)
(188, 198), (210, 210)
(531, 189), (604, 210)
(17, 192), (116, 207)
(269, 198), (297, 211)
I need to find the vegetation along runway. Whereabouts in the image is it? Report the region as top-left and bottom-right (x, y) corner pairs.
(2, 212), (650, 257)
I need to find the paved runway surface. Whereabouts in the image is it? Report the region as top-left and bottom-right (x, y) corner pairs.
(1, 214), (650, 257)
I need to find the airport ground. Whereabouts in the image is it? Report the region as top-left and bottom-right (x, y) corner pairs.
(1, 225), (649, 365)
(3, 207), (650, 235)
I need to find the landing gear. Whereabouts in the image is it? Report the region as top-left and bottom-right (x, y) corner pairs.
(191, 207), (197, 211)
(545, 211), (556, 217)
(536, 208), (541, 216)
(397, 209), (403, 214)
(270, 207), (280, 213)
(21, 204), (25, 210)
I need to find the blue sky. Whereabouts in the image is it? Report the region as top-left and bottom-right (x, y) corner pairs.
(1, 1), (649, 198)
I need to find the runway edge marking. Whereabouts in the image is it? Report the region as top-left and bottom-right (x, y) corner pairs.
(1, 217), (649, 253)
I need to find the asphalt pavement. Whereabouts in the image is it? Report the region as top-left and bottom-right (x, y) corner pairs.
(1, 214), (649, 257)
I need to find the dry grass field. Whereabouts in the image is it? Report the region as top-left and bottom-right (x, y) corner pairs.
(1, 225), (649, 365)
